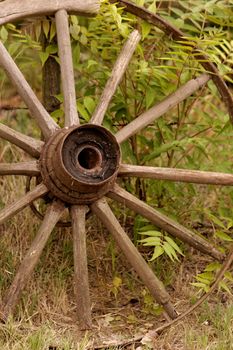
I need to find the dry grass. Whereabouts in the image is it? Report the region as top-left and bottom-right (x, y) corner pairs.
(0, 301), (232, 349)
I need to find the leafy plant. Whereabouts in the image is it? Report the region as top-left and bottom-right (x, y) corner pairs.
(142, 288), (163, 315)
(138, 225), (184, 261)
(192, 211), (233, 294)
(192, 261), (233, 294)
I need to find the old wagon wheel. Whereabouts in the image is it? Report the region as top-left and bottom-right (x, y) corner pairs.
(0, 0), (233, 330)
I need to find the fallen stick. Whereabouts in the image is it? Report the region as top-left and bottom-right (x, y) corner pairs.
(93, 245), (233, 348)
(154, 245), (233, 334)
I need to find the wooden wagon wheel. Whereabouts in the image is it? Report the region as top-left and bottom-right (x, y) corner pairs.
(0, 0), (233, 330)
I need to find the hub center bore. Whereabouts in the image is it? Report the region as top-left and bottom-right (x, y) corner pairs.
(76, 145), (102, 172)
(40, 124), (121, 204)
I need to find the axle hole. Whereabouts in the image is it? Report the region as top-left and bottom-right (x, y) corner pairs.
(77, 147), (102, 170)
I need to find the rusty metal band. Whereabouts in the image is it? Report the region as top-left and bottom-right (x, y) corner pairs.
(25, 176), (73, 227)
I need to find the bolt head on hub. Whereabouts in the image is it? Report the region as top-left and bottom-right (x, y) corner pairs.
(40, 124), (121, 204)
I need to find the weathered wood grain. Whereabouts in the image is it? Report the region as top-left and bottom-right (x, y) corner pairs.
(0, 0), (100, 25)
(91, 198), (177, 319)
(0, 41), (59, 140)
(0, 123), (43, 158)
(55, 9), (79, 127)
(71, 205), (92, 329)
(108, 184), (224, 261)
(116, 74), (210, 143)
(119, 164), (233, 186)
(0, 200), (65, 321)
(91, 30), (141, 125)
(0, 183), (48, 225)
(0, 161), (40, 176)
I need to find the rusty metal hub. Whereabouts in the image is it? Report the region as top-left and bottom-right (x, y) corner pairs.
(40, 124), (121, 204)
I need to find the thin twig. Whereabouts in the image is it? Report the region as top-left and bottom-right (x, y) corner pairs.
(0, 107), (28, 111)
(154, 245), (233, 333)
(92, 245), (233, 348)
(93, 335), (142, 349)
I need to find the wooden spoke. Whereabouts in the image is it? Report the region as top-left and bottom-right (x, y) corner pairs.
(0, 200), (65, 321)
(90, 30), (141, 125)
(71, 205), (92, 329)
(108, 184), (224, 261)
(55, 9), (79, 127)
(91, 198), (177, 319)
(0, 41), (59, 140)
(0, 161), (40, 176)
(0, 0), (100, 26)
(0, 123), (43, 158)
(0, 183), (48, 226)
(115, 74), (210, 144)
(119, 164), (233, 186)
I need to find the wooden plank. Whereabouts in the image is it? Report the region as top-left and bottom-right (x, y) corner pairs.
(115, 74), (210, 144)
(0, 161), (40, 176)
(0, 183), (48, 225)
(0, 200), (65, 321)
(55, 9), (79, 127)
(91, 30), (141, 125)
(91, 198), (177, 320)
(0, 41), (59, 140)
(0, 123), (43, 158)
(71, 205), (92, 329)
(119, 164), (233, 186)
(0, 0), (100, 25)
(108, 184), (224, 261)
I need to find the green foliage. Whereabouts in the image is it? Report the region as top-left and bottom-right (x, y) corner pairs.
(111, 275), (123, 298)
(138, 226), (184, 261)
(192, 211), (233, 294)
(192, 261), (233, 294)
(142, 288), (164, 315)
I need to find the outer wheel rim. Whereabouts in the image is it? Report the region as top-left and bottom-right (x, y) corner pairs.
(0, 0), (232, 330)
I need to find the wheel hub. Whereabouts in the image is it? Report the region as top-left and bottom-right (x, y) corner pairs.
(40, 124), (121, 204)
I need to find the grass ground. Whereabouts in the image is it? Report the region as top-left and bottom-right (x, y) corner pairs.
(0, 270), (232, 350)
